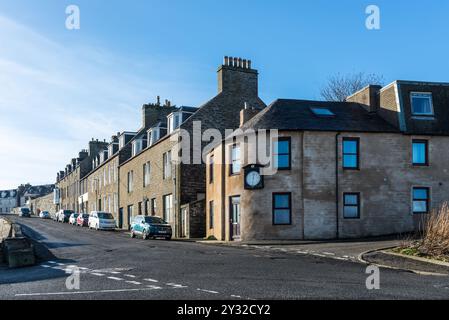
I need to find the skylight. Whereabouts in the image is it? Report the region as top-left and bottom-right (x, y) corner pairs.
(310, 107), (335, 117)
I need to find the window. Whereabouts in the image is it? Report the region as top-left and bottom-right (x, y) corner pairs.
(143, 162), (151, 187)
(230, 144), (241, 175)
(138, 202), (142, 215)
(343, 193), (360, 219)
(127, 170), (134, 193)
(103, 168), (107, 186)
(168, 112), (181, 134)
(412, 140), (428, 166)
(163, 151), (172, 179)
(119, 135), (126, 149)
(310, 107), (335, 117)
(209, 200), (214, 229)
(148, 128), (161, 146)
(151, 198), (157, 216)
(273, 137), (291, 170)
(209, 154), (214, 183)
(413, 187), (430, 214)
(411, 92), (434, 116)
(163, 194), (173, 223)
(272, 193), (291, 225)
(132, 139), (143, 157)
(343, 138), (359, 170)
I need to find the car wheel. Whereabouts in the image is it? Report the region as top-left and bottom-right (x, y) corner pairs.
(130, 229), (135, 238)
(142, 231), (147, 240)
(165, 236), (171, 241)
(96, 224), (99, 231)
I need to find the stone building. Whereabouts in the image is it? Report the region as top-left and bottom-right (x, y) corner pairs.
(29, 192), (57, 215)
(206, 81), (449, 241)
(81, 98), (177, 224)
(55, 140), (108, 212)
(118, 57), (266, 238)
(0, 190), (17, 214)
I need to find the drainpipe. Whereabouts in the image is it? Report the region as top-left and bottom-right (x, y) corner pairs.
(335, 132), (341, 240)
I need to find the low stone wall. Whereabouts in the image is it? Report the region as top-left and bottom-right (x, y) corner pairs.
(0, 217), (35, 268)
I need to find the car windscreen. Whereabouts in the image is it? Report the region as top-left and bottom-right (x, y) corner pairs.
(144, 216), (166, 224)
(98, 212), (114, 219)
(64, 210), (74, 215)
(21, 208), (30, 213)
(82, 214), (89, 218)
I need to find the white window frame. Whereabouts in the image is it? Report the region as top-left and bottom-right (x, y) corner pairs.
(410, 92), (434, 116)
(163, 151), (172, 179)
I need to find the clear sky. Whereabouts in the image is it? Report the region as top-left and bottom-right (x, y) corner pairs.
(1, 0), (449, 189)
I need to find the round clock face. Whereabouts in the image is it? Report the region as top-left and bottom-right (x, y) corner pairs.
(246, 171), (261, 187)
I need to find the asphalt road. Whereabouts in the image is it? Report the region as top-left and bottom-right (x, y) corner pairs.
(1, 214), (449, 300)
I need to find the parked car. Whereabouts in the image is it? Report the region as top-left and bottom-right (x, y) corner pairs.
(39, 211), (51, 219)
(130, 215), (172, 240)
(57, 210), (74, 223)
(88, 211), (116, 231)
(69, 213), (80, 225)
(18, 207), (31, 218)
(76, 213), (90, 227)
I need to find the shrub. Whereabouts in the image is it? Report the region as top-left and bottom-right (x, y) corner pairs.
(419, 203), (449, 257)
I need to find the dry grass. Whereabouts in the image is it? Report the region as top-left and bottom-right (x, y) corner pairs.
(419, 203), (449, 257)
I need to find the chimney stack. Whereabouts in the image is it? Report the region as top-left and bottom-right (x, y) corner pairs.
(240, 102), (260, 127)
(218, 56), (258, 96)
(345, 85), (382, 113)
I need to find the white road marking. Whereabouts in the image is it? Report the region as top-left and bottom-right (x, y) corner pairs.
(231, 295), (242, 298)
(322, 252), (335, 256)
(126, 281), (142, 285)
(108, 276), (124, 281)
(78, 267), (88, 270)
(47, 261), (57, 264)
(144, 278), (159, 283)
(109, 271), (121, 274)
(166, 283), (188, 288)
(15, 288), (160, 297)
(56, 263), (65, 266)
(91, 273), (105, 277)
(124, 274), (136, 278)
(197, 288), (219, 294)
(40, 265), (51, 268)
(147, 285), (162, 290)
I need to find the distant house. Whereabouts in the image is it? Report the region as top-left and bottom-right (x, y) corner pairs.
(0, 190), (17, 214)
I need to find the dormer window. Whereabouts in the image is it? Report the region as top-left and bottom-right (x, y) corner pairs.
(132, 139), (143, 157)
(168, 112), (182, 134)
(148, 128), (161, 146)
(119, 135), (126, 149)
(411, 92), (434, 116)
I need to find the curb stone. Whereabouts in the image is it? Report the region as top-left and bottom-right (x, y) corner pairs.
(357, 247), (449, 277)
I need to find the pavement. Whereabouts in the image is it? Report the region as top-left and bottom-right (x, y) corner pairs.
(1, 214), (449, 300)
(203, 237), (402, 263)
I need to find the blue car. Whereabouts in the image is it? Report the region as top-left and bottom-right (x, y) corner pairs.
(130, 215), (172, 240)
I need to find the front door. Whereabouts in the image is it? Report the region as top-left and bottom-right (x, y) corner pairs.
(127, 205), (133, 230)
(230, 196), (241, 241)
(118, 208), (123, 229)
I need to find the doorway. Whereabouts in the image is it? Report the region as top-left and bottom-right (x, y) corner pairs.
(230, 196), (241, 241)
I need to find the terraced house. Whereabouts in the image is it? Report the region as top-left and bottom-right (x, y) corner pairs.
(119, 57), (266, 238)
(55, 140), (108, 212)
(206, 81), (449, 241)
(82, 99), (177, 226)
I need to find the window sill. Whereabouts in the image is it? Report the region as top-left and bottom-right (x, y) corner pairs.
(411, 116), (436, 121)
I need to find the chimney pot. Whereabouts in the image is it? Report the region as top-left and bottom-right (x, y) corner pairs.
(238, 58), (242, 68)
(224, 56), (229, 66)
(248, 60), (252, 69)
(233, 57), (238, 67)
(242, 59), (247, 69)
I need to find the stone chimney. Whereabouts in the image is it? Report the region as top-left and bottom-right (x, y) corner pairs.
(218, 56), (258, 96)
(240, 102), (260, 127)
(88, 139), (109, 157)
(345, 85), (382, 113)
(142, 97), (177, 129)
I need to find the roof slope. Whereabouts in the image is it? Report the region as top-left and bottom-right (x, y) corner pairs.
(241, 99), (400, 133)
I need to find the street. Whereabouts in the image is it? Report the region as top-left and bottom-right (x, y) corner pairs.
(1, 215), (448, 300)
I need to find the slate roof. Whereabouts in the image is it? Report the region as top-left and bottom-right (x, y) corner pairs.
(241, 99), (400, 133)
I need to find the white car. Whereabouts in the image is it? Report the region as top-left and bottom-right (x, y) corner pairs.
(69, 213), (80, 225)
(88, 211), (116, 231)
(39, 211), (51, 219)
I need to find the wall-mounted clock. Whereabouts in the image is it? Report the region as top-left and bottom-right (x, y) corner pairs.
(244, 165), (264, 190)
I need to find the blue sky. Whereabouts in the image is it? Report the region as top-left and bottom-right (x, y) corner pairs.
(1, 0), (449, 189)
